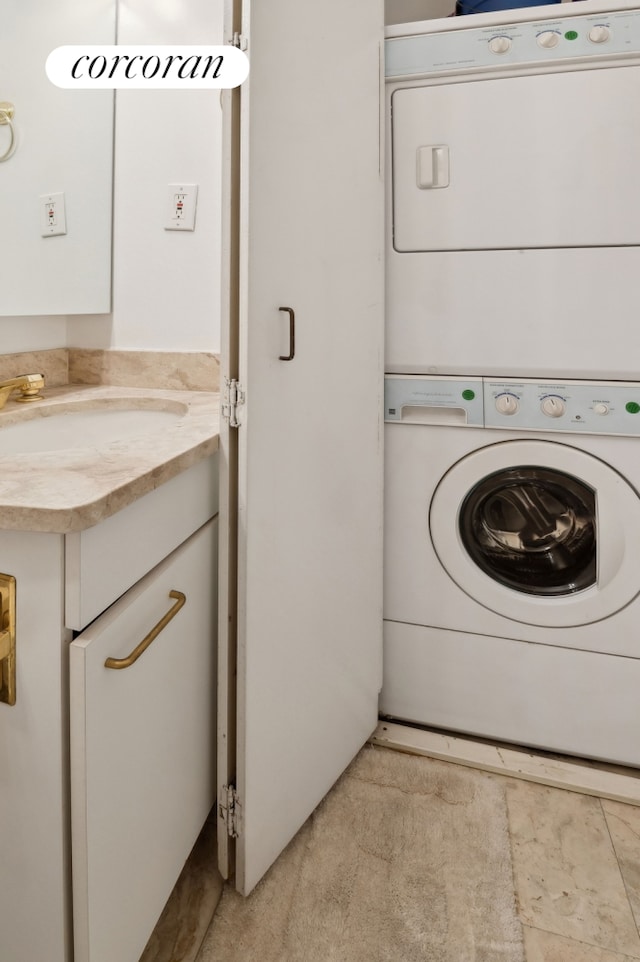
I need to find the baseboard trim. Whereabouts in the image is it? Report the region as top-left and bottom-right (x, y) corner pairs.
(370, 721), (640, 806)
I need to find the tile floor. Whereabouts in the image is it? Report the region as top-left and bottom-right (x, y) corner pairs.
(144, 748), (640, 962)
(502, 775), (640, 961)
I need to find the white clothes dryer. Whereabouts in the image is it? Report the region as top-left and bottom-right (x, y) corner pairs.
(385, 1), (640, 379)
(382, 374), (640, 764)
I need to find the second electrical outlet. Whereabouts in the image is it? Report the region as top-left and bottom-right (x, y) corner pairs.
(165, 184), (199, 231)
(40, 192), (67, 237)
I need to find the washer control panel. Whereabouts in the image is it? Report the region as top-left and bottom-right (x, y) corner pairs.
(485, 378), (640, 436)
(385, 9), (640, 79)
(384, 375), (640, 437)
(385, 375), (484, 425)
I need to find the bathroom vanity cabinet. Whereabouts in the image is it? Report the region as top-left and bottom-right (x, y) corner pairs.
(0, 454), (219, 962)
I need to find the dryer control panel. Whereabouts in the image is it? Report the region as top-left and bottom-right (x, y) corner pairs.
(385, 8), (640, 78)
(385, 375), (640, 437)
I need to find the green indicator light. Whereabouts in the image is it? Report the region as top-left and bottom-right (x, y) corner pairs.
(626, 401), (640, 414)
(564, 30), (578, 40)
(462, 389), (476, 401)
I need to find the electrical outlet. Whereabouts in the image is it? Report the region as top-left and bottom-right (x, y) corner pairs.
(40, 192), (67, 237)
(165, 184), (198, 231)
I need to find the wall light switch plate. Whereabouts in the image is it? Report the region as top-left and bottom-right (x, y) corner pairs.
(40, 192), (67, 237)
(165, 184), (198, 231)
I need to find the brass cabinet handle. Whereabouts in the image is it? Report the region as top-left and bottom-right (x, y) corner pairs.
(278, 306), (295, 361)
(104, 590), (186, 670)
(0, 574), (16, 706)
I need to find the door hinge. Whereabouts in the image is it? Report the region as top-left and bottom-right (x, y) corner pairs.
(222, 378), (245, 428)
(219, 783), (241, 838)
(232, 32), (248, 51)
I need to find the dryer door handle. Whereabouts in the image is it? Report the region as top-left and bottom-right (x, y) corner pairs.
(416, 145), (450, 190)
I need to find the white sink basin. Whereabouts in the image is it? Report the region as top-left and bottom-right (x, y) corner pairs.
(0, 405), (185, 455)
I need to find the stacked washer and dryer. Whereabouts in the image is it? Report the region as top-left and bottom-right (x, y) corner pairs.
(381, 0), (640, 765)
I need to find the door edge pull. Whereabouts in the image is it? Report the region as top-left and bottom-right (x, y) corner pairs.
(104, 589), (186, 670)
(278, 307), (295, 361)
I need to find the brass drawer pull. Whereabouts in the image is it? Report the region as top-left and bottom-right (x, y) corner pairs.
(104, 590), (186, 670)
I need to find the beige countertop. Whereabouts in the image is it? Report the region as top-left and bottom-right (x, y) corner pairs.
(0, 385), (220, 533)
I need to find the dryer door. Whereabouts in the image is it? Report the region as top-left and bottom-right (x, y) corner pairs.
(391, 67), (640, 252)
(430, 440), (640, 627)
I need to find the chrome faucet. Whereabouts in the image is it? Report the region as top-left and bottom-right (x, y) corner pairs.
(0, 373), (45, 409)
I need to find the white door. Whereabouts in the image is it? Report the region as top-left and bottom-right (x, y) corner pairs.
(218, 0), (385, 895)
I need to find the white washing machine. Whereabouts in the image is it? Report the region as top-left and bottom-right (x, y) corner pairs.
(385, 1), (640, 379)
(382, 374), (640, 764)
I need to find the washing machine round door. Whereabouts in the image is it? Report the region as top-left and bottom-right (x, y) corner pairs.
(429, 440), (640, 628)
(459, 465), (596, 597)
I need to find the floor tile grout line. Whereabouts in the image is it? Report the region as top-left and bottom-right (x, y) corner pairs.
(523, 921), (640, 961)
(501, 778), (529, 961)
(600, 796), (640, 945)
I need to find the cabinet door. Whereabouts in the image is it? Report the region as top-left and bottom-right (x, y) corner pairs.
(0, 531), (69, 962)
(219, 0), (385, 894)
(70, 519), (217, 962)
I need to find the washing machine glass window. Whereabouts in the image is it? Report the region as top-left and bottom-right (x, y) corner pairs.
(458, 466), (596, 597)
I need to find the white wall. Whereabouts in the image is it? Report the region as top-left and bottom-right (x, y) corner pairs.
(69, 0), (225, 353)
(0, 316), (68, 354)
(3, 0), (224, 356)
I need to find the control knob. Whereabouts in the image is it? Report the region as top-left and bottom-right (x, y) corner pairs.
(495, 393), (519, 415)
(593, 403), (609, 415)
(541, 396), (566, 418)
(589, 25), (611, 43)
(489, 36), (511, 54)
(537, 31), (561, 49)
